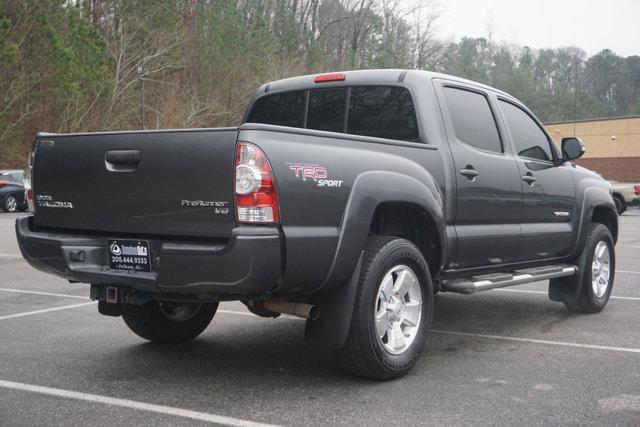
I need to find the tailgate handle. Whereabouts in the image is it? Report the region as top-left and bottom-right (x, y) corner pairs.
(105, 150), (141, 171)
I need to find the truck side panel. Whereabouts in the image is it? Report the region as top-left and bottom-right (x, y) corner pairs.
(238, 125), (448, 293)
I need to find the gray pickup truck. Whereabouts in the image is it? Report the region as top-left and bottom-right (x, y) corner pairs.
(16, 70), (618, 380)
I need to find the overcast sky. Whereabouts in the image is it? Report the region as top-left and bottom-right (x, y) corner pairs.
(435, 0), (640, 57)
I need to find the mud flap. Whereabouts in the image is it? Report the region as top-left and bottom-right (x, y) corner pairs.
(549, 248), (586, 303)
(305, 254), (362, 349)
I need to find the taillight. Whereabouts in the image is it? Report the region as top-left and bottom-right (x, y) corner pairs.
(635, 185), (640, 196)
(24, 148), (35, 212)
(0, 181), (6, 188)
(234, 142), (279, 223)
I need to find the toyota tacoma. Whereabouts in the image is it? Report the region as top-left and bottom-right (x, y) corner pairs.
(16, 70), (618, 380)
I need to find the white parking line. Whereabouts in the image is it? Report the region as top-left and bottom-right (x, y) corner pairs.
(217, 309), (640, 354)
(617, 270), (640, 274)
(0, 288), (89, 300)
(0, 301), (97, 321)
(0, 253), (20, 258)
(494, 288), (640, 301)
(0, 379), (278, 427)
(431, 329), (640, 354)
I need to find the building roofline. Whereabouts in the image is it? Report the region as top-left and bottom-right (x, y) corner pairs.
(544, 115), (640, 126)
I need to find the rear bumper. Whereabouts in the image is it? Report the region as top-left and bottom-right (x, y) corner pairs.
(16, 216), (282, 296)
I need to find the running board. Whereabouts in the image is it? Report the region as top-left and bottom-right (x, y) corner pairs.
(440, 264), (578, 294)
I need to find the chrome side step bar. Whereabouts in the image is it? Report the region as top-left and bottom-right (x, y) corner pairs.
(441, 264), (578, 294)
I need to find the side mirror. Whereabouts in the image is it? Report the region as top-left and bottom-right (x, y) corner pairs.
(561, 137), (586, 161)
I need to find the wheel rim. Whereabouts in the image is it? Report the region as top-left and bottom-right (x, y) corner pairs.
(591, 241), (611, 298)
(375, 265), (422, 355)
(157, 302), (201, 321)
(6, 196), (17, 212)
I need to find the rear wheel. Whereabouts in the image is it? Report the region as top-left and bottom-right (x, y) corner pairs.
(333, 236), (433, 380)
(3, 194), (18, 213)
(122, 301), (218, 344)
(563, 223), (615, 313)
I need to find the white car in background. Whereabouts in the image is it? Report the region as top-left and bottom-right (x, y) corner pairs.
(609, 181), (640, 214)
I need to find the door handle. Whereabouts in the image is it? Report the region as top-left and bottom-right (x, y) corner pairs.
(522, 173), (537, 184)
(460, 167), (479, 180)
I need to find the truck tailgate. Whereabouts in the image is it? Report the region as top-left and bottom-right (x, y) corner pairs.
(32, 128), (238, 238)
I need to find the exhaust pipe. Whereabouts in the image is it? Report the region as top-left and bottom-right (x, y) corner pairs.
(263, 300), (319, 320)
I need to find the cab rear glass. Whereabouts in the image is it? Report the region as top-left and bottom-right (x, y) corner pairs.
(246, 85), (419, 142)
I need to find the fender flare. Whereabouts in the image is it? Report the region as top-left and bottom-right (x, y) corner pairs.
(573, 187), (618, 256)
(306, 171), (445, 348)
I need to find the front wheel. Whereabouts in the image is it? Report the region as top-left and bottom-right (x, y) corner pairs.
(333, 236), (433, 380)
(563, 223), (615, 313)
(122, 301), (218, 344)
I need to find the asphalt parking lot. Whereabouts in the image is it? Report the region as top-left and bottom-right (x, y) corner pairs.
(0, 211), (639, 425)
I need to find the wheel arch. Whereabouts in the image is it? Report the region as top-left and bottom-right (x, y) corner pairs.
(318, 170), (446, 293)
(369, 201), (442, 276)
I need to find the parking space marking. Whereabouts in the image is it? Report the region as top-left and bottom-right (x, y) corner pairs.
(0, 379), (278, 427)
(0, 302), (96, 321)
(431, 330), (640, 354)
(0, 288), (89, 300)
(0, 253), (20, 258)
(494, 288), (640, 301)
(217, 309), (640, 354)
(617, 269), (640, 274)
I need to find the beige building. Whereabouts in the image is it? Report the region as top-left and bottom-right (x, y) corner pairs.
(544, 115), (640, 182)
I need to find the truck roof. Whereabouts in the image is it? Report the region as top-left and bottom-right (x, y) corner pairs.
(259, 69), (510, 98)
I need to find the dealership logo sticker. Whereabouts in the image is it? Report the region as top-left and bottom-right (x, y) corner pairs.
(288, 163), (343, 188)
(109, 243), (122, 256)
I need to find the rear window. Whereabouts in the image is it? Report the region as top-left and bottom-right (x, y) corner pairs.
(246, 91), (304, 128)
(246, 85), (419, 142)
(307, 89), (347, 133)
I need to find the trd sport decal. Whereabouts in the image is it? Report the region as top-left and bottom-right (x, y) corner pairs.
(288, 163), (343, 188)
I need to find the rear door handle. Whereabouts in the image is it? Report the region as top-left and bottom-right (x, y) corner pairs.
(522, 174), (537, 184)
(460, 167), (479, 179)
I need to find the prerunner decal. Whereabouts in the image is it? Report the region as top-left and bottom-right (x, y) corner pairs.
(180, 200), (229, 214)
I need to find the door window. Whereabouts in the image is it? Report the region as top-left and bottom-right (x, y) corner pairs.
(499, 100), (554, 162)
(442, 86), (502, 154)
(347, 86), (418, 141)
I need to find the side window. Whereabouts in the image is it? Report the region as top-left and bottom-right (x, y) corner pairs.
(499, 100), (553, 162)
(246, 91), (304, 128)
(347, 86), (418, 141)
(306, 89), (347, 133)
(442, 86), (502, 153)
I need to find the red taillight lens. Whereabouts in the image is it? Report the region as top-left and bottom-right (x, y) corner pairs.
(0, 181), (6, 188)
(635, 185), (640, 196)
(314, 73), (345, 83)
(235, 142), (279, 223)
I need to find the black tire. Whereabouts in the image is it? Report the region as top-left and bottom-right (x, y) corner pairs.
(333, 236), (434, 381)
(122, 301), (218, 344)
(564, 223), (615, 313)
(613, 195), (626, 215)
(2, 194), (18, 213)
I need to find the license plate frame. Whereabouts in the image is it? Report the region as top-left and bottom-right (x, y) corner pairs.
(107, 239), (151, 272)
